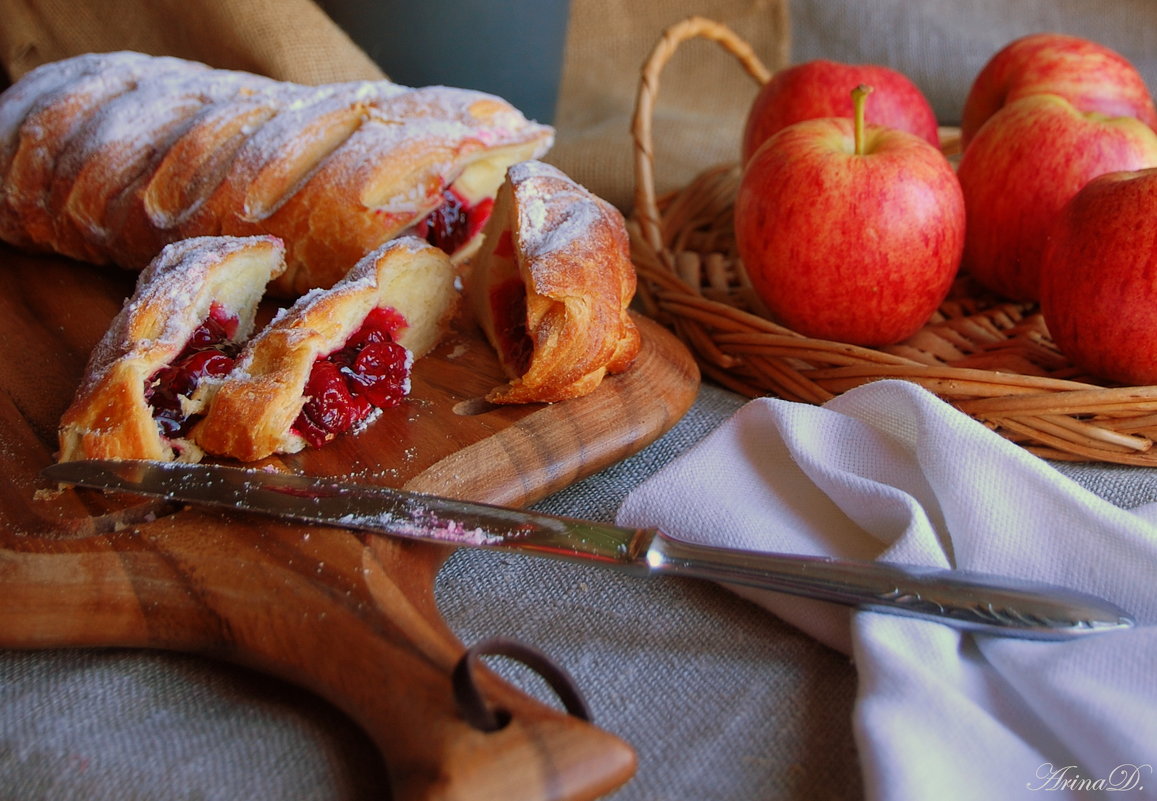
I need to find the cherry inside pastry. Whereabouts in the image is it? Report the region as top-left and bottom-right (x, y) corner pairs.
(469, 161), (642, 404)
(56, 235), (287, 462)
(414, 186), (494, 258)
(191, 236), (457, 461)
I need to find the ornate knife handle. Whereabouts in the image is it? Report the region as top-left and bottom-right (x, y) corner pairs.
(644, 531), (1134, 640)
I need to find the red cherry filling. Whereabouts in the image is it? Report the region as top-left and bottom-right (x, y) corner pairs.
(493, 229), (514, 259)
(293, 307), (413, 448)
(415, 187), (495, 254)
(490, 277), (533, 376)
(146, 302), (240, 439)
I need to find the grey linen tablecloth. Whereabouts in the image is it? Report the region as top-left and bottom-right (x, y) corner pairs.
(4, 383), (1157, 801)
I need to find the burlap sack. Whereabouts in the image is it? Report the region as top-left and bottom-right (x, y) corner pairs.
(553, 0), (789, 207)
(0, 0), (384, 84)
(0, 0), (790, 211)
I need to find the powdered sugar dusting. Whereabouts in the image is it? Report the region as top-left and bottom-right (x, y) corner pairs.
(509, 161), (605, 261)
(337, 505), (506, 546)
(81, 235), (282, 386)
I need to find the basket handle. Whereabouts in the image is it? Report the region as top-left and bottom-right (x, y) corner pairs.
(631, 16), (772, 254)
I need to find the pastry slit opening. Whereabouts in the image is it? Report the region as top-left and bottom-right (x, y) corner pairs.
(489, 276), (533, 377)
(415, 187), (495, 256)
(144, 301), (241, 440)
(292, 306), (414, 448)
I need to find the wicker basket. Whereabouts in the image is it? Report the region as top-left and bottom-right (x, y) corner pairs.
(626, 16), (1157, 467)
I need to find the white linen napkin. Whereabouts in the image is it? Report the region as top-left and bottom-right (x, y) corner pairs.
(615, 379), (1157, 801)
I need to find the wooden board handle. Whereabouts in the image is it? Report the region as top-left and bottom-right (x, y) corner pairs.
(0, 510), (636, 800)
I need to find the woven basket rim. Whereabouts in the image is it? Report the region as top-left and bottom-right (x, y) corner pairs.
(627, 16), (1157, 467)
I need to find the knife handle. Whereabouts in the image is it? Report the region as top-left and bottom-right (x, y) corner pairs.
(644, 530), (1134, 639)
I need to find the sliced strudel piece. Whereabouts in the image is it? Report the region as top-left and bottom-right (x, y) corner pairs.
(192, 236), (456, 461)
(469, 161), (641, 404)
(57, 235), (287, 462)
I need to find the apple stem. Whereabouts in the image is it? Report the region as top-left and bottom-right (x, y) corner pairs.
(852, 84), (873, 155)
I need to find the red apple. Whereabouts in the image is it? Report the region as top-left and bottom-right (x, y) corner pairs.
(734, 86), (964, 347)
(741, 60), (939, 163)
(961, 32), (1157, 148)
(1040, 168), (1157, 385)
(956, 93), (1157, 301)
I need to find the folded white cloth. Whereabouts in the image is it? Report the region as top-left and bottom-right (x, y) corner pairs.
(615, 380), (1157, 801)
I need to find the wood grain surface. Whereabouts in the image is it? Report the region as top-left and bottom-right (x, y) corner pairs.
(0, 246), (701, 800)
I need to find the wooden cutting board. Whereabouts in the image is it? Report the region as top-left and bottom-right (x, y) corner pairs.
(0, 246), (701, 800)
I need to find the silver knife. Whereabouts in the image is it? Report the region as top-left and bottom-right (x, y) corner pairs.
(42, 459), (1134, 640)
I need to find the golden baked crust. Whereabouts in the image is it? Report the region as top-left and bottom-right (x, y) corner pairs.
(0, 52), (554, 296)
(469, 161), (641, 404)
(1, 52), (221, 253)
(57, 235), (287, 462)
(192, 236), (457, 461)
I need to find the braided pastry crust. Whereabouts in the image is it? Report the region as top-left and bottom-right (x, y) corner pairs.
(0, 51), (553, 295)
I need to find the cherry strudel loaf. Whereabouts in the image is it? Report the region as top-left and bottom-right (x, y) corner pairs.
(0, 51), (553, 296)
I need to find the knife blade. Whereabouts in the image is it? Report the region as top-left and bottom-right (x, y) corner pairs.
(42, 459), (1134, 640)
